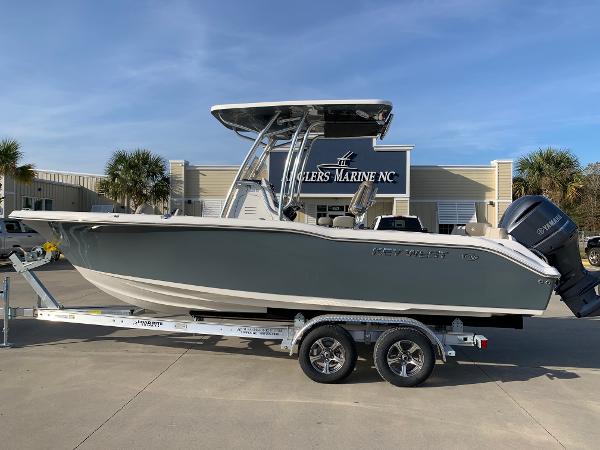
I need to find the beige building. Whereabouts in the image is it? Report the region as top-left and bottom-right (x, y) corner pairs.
(0, 169), (120, 217)
(0, 141), (512, 234)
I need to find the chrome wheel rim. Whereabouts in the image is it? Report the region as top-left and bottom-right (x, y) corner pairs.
(589, 249), (600, 265)
(386, 340), (424, 377)
(309, 337), (346, 374)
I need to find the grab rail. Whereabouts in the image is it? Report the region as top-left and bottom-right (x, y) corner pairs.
(221, 112), (280, 218)
(277, 113), (307, 219)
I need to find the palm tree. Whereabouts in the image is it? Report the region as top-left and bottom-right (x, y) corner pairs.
(512, 175), (529, 200)
(514, 147), (583, 208)
(98, 149), (170, 211)
(0, 138), (35, 184)
(577, 162), (600, 232)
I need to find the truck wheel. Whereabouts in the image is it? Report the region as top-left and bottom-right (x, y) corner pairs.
(298, 325), (357, 383)
(589, 249), (600, 266)
(373, 328), (435, 387)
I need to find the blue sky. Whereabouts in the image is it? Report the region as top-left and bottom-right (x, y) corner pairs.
(1, 0), (599, 173)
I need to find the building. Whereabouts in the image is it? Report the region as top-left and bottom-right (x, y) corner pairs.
(0, 138), (513, 234)
(0, 169), (119, 217)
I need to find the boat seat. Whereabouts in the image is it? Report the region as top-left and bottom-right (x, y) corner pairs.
(332, 216), (354, 229)
(464, 222), (509, 239)
(317, 217), (333, 227)
(484, 227), (509, 239)
(451, 225), (467, 235)
(464, 222), (490, 237)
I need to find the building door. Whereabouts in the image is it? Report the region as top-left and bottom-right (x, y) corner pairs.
(316, 204), (349, 222)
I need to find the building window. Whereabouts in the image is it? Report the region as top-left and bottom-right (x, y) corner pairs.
(437, 201), (476, 233)
(316, 204), (349, 220)
(21, 196), (53, 211)
(22, 196), (33, 210)
(316, 204), (328, 221)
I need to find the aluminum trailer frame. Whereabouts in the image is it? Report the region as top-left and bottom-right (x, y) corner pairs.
(1, 252), (487, 385)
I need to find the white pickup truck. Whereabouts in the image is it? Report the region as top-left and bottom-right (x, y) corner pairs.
(0, 218), (48, 259)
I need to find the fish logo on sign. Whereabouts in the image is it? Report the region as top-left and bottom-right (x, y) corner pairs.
(317, 151), (357, 173)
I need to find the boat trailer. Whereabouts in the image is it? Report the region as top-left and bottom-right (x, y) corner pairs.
(1, 252), (488, 387)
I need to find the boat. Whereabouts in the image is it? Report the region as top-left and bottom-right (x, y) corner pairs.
(10, 100), (600, 323)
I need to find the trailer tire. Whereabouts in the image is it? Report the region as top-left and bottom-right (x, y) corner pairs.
(298, 325), (357, 383)
(373, 327), (435, 387)
(589, 248), (600, 266)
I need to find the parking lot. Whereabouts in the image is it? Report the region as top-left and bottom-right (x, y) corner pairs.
(1, 260), (599, 449)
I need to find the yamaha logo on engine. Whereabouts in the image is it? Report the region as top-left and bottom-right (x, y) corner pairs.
(537, 214), (563, 236)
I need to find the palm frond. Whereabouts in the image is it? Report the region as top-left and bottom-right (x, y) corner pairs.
(514, 147), (581, 208)
(13, 164), (36, 183)
(512, 176), (528, 199)
(0, 138), (35, 184)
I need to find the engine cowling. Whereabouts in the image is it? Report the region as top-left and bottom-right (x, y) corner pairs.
(499, 195), (600, 317)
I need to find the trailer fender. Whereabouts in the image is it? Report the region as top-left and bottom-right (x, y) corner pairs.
(289, 314), (446, 362)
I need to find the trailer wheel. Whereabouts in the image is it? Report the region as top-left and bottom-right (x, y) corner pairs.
(373, 328), (435, 387)
(298, 325), (357, 383)
(589, 248), (600, 266)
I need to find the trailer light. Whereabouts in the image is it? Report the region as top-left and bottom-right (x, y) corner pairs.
(474, 335), (488, 349)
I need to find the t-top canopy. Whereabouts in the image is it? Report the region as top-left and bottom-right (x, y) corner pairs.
(211, 99), (393, 140)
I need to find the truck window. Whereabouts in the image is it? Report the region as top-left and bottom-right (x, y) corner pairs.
(377, 217), (422, 232)
(21, 223), (38, 233)
(4, 220), (24, 233)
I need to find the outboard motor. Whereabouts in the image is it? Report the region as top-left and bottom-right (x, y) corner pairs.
(500, 195), (600, 317)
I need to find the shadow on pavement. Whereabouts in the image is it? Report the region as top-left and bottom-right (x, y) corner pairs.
(4, 319), (292, 359)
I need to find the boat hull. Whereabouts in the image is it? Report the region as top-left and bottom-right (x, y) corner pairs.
(22, 217), (558, 317)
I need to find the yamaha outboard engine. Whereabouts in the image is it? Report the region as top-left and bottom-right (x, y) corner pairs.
(500, 195), (600, 318)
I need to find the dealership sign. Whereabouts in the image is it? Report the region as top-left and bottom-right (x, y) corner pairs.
(269, 138), (408, 195)
(298, 150), (397, 184)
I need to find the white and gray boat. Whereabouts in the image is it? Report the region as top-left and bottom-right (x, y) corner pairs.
(11, 100), (600, 324)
